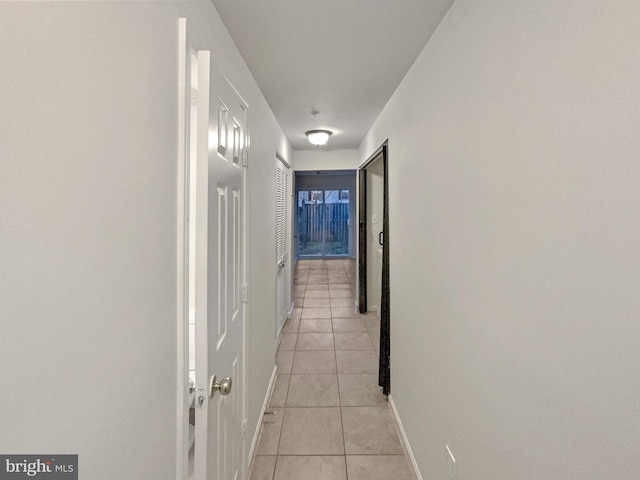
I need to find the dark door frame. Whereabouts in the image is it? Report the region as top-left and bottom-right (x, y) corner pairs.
(358, 141), (390, 395)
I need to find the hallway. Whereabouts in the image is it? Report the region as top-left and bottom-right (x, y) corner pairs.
(250, 259), (413, 480)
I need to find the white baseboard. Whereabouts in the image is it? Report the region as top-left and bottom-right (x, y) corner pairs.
(276, 302), (296, 339)
(247, 365), (278, 467)
(388, 395), (423, 480)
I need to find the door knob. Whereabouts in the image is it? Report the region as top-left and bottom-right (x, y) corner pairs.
(209, 375), (232, 398)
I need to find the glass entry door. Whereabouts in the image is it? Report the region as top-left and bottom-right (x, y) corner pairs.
(297, 189), (350, 257)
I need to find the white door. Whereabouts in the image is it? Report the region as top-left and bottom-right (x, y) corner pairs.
(275, 156), (291, 335)
(194, 50), (247, 480)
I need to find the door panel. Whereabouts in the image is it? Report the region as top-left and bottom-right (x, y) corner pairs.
(323, 190), (349, 255)
(276, 158), (291, 335)
(195, 50), (247, 480)
(297, 190), (324, 256)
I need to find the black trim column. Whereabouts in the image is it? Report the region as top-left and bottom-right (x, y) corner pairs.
(358, 169), (367, 313)
(358, 142), (391, 396)
(378, 143), (390, 396)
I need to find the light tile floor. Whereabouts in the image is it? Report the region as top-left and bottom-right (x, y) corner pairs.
(250, 259), (414, 480)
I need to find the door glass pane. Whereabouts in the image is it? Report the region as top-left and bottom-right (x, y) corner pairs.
(324, 190), (349, 255)
(297, 188), (350, 257)
(298, 190), (324, 256)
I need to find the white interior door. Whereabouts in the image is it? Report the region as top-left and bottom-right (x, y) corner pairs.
(275, 156), (291, 336)
(194, 49), (247, 480)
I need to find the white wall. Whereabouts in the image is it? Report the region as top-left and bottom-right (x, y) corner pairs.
(294, 149), (358, 171)
(0, 2), (290, 478)
(359, 1), (640, 479)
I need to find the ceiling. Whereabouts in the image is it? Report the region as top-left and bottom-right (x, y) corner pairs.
(212, 0), (454, 151)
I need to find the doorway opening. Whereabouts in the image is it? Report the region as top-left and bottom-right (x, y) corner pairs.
(185, 47), (199, 479)
(295, 170), (356, 260)
(358, 142), (390, 395)
(176, 18), (199, 479)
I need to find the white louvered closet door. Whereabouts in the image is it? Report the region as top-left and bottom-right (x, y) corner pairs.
(275, 156), (291, 335)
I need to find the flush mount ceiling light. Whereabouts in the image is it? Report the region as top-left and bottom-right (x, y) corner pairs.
(305, 129), (332, 146)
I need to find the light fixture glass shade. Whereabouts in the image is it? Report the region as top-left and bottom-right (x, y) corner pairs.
(306, 129), (332, 146)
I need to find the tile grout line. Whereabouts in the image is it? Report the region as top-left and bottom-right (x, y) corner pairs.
(271, 266), (304, 479)
(329, 268), (350, 480)
(263, 260), (395, 479)
(338, 263), (350, 480)
(299, 262), (349, 476)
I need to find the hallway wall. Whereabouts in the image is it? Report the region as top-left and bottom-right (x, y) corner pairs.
(0, 2), (290, 478)
(359, 1), (640, 479)
(294, 149), (358, 171)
